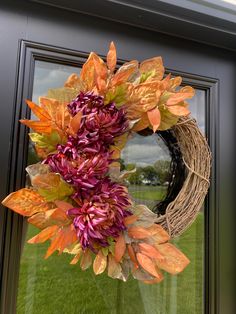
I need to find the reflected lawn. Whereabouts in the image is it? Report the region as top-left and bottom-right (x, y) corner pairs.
(129, 185), (167, 201)
(17, 213), (203, 314)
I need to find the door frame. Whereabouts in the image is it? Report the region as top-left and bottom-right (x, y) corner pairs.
(30, 0), (236, 51)
(0, 39), (219, 313)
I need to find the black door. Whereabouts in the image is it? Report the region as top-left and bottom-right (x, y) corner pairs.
(0, 1), (235, 313)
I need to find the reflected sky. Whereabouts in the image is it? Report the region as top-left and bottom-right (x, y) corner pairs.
(32, 61), (206, 167)
(32, 61), (80, 103)
(121, 133), (171, 167)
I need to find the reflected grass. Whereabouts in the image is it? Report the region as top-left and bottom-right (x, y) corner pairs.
(130, 185), (167, 201)
(17, 185), (203, 314)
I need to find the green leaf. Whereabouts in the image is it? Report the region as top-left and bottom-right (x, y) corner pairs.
(38, 179), (74, 202)
(101, 247), (109, 257)
(107, 237), (116, 255)
(105, 84), (128, 107)
(139, 69), (156, 83)
(158, 105), (179, 130)
(29, 131), (65, 153)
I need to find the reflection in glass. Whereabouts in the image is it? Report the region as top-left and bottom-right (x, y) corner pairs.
(189, 89), (206, 135)
(121, 133), (171, 211)
(17, 63), (206, 314)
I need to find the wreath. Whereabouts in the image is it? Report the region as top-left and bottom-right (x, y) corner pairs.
(2, 42), (211, 284)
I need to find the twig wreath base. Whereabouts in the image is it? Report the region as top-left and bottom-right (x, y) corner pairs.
(156, 117), (211, 237)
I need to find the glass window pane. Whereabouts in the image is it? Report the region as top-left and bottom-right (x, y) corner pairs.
(17, 63), (206, 314)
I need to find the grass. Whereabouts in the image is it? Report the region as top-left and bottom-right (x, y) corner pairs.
(17, 185), (204, 314)
(130, 185), (167, 201)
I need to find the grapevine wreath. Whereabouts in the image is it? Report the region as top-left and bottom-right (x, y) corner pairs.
(2, 42), (211, 284)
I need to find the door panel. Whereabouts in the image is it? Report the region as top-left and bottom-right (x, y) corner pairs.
(1, 2), (235, 313)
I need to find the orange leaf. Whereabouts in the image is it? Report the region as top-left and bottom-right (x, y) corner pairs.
(92, 53), (107, 80)
(124, 215), (138, 226)
(147, 107), (161, 132)
(107, 41), (117, 72)
(161, 73), (171, 89)
(68, 111), (82, 135)
(54, 200), (73, 212)
(166, 86), (195, 106)
(80, 52), (97, 91)
(28, 225), (59, 244)
(39, 97), (71, 132)
(20, 120), (52, 134)
(131, 114), (149, 132)
(70, 251), (82, 265)
(27, 208), (69, 229)
(45, 225), (77, 258)
(28, 211), (53, 229)
(143, 270), (164, 284)
(146, 224), (170, 244)
(49, 207), (70, 224)
(156, 243), (190, 274)
(64, 73), (84, 90)
(80, 249), (92, 270)
(169, 76), (182, 90)
(136, 253), (162, 279)
(26, 100), (51, 121)
(111, 60), (138, 86)
(2, 188), (50, 216)
(127, 244), (139, 269)
(93, 250), (107, 275)
(128, 226), (151, 239)
(138, 243), (164, 261)
(167, 103), (190, 116)
(31, 173), (60, 189)
(140, 57), (164, 81)
(114, 233), (126, 262)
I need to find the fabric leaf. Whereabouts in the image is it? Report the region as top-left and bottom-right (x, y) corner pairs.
(167, 102), (190, 116)
(38, 178), (74, 202)
(26, 100), (51, 121)
(28, 208), (70, 229)
(107, 41), (117, 72)
(2, 188), (50, 216)
(146, 224), (170, 244)
(136, 253), (162, 279)
(29, 130), (65, 156)
(80, 250), (92, 270)
(139, 57), (164, 81)
(70, 251), (82, 265)
(93, 250), (107, 275)
(138, 243), (164, 261)
(127, 244), (139, 269)
(128, 226), (151, 239)
(68, 111), (82, 135)
(45, 225), (77, 258)
(124, 215), (138, 226)
(28, 225), (59, 244)
(20, 120), (52, 134)
(114, 233), (126, 262)
(111, 60), (138, 87)
(107, 254), (122, 279)
(147, 107), (161, 132)
(156, 243), (190, 274)
(166, 86), (195, 106)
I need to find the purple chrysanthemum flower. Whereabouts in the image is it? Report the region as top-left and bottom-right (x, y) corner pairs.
(44, 152), (110, 190)
(68, 92), (128, 146)
(44, 91), (131, 251)
(68, 92), (104, 116)
(67, 178), (132, 249)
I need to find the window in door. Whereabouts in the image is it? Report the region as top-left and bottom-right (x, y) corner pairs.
(17, 57), (207, 314)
